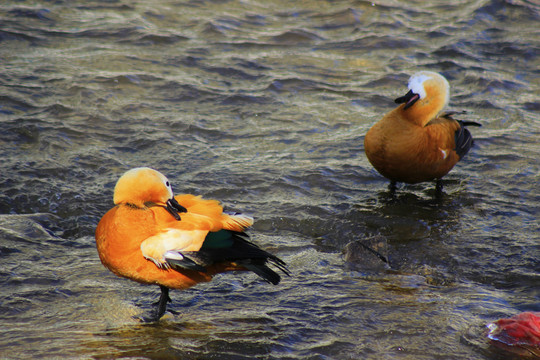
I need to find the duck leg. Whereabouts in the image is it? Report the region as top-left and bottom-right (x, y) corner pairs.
(435, 179), (443, 197)
(155, 285), (171, 320)
(388, 181), (397, 196)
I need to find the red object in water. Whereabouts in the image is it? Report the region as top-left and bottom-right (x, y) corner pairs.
(487, 312), (540, 358)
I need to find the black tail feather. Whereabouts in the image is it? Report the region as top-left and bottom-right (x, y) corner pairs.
(454, 120), (481, 159)
(244, 255), (291, 284)
(267, 255), (291, 278)
(441, 110), (481, 127)
(241, 262), (282, 285)
(459, 120), (482, 127)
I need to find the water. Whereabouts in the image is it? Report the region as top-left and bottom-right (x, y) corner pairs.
(1, 0), (539, 359)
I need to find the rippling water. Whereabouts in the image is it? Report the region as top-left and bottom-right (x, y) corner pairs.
(1, 0), (539, 359)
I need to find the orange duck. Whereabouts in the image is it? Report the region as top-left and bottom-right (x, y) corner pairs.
(95, 167), (289, 320)
(364, 71), (481, 191)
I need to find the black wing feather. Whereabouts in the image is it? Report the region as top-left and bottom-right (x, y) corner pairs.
(454, 120), (482, 159)
(454, 124), (474, 159)
(167, 231), (290, 284)
(443, 111), (481, 160)
(166, 255), (208, 273)
(201, 232), (289, 284)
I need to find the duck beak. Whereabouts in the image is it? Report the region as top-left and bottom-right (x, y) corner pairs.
(166, 197), (187, 221)
(395, 89), (420, 110)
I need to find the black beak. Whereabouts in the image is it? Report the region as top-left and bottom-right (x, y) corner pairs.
(166, 197), (187, 221)
(394, 89), (420, 110)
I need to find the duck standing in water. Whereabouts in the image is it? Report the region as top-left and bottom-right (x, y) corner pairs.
(95, 167), (289, 320)
(364, 71), (481, 192)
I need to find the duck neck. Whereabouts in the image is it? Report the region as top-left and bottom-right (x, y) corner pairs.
(400, 100), (443, 127)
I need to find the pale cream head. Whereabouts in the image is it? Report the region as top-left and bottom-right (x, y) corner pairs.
(113, 167), (174, 206)
(408, 71), (450, 109)
(396, 71), (451, 126)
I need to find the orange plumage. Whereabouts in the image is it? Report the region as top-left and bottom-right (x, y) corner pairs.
(95, 167), (288, 320)
(364, 71), (480, 187)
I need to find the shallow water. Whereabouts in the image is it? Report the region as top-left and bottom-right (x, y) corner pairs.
(1, 0), (539, 359)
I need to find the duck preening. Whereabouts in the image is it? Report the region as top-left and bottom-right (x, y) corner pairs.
(95, 167), (289, 320)
(364, 71), (481, 192)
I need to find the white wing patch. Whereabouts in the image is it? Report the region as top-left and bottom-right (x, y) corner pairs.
(140, 228), (208, 269)
(440, 148), (448, 159)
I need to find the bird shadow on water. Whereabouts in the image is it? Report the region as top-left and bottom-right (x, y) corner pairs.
(342, 178), (478, 286)
(380, 179), (457, 206)
(88, 320), (192, 359)
(373, 177), (476, 212)
(87, 312), (280, 360)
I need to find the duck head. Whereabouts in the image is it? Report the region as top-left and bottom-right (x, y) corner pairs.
(113, 167), (187, 220)
(395, 71), (450, 126)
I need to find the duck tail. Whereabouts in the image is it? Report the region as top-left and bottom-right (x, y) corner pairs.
(454, 120), (481, 159)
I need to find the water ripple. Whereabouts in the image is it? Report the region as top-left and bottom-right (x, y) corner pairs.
(1, 0), (539, 358)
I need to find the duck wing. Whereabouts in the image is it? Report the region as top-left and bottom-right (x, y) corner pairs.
(166, 230), (289, 285)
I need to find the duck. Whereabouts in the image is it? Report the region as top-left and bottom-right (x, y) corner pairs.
(364, 71), (481, 191)
(95, 167), (289, 320)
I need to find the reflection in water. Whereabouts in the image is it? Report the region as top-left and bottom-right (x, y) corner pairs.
(1, 0), (539, 358)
